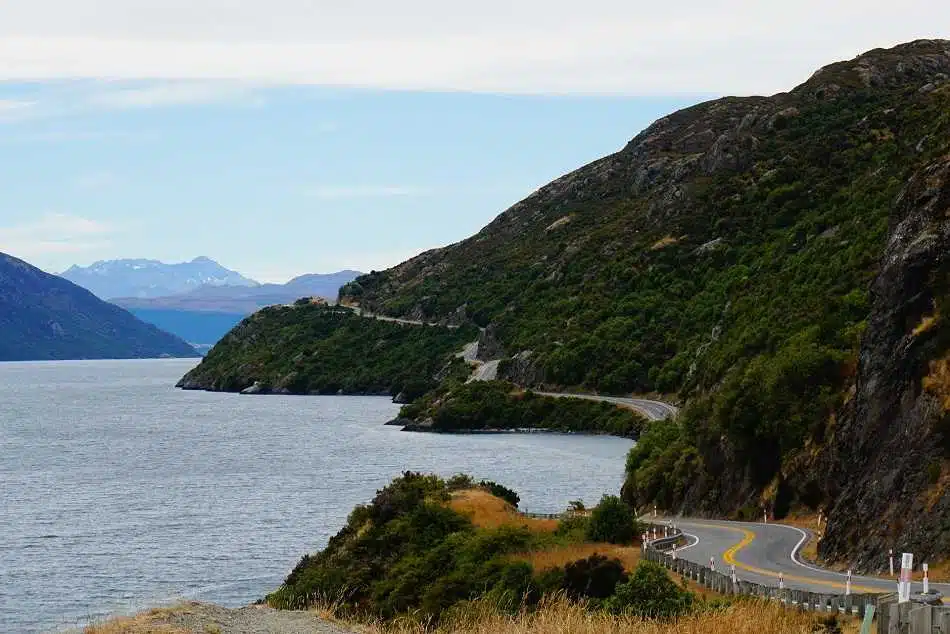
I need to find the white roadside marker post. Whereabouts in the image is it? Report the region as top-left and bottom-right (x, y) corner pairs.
(898, 553), (913, 603)
(763, 509), (768, 524)
(654, 505), (657, 518)
(889, 549), (895, 577)
(672, 544), (677, 560)
(846, 570), (852, 596)
(731, 564), (737, 585)
(779, 572), (784, 590)
(924, 563), (929, 594)
(653, 527), (657, 541)
(710, 557), (715, 572)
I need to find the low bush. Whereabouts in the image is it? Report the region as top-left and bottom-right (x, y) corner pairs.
(586, 495), (641, 544)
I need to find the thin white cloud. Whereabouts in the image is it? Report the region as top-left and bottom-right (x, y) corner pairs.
(0, 1), (943, 94)
(305, 186), (431, 200)
(0, 213), (115, 258)
(84, 81), (260, 109)
(0, 99), (38, 121)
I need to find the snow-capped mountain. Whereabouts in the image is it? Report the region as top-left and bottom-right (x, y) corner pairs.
(60, 256), (259, 300)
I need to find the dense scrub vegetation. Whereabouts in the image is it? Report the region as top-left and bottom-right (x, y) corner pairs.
(177, 305), (478, 396)
(401, 381), (647, 437)
(267, 473), (695, 622)
(345, 42), (950, 516)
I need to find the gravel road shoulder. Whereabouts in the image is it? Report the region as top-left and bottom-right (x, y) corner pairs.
(86, 602), (355, 634)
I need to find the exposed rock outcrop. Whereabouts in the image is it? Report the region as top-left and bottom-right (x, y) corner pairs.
(818, 156), (950, 569)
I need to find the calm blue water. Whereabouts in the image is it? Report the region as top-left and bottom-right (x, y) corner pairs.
(0, 359), (635, 632)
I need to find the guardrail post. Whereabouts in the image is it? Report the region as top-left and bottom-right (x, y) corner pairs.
(909, 605), (933, 632)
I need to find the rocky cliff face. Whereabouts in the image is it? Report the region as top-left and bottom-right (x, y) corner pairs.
(816, 156), (950, 569)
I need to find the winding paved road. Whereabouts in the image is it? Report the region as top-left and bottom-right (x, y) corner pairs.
(661, 517), (943, 595)
(537, 392), (679, 421)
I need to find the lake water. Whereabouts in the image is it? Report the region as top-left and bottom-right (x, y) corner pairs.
(0, 359), (635, 633)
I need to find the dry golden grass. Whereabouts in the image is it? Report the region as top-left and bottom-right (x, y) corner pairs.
(923, 354), (950, 412)
(83, 607), (190, 634)
(448, 489), (559, 532)
(914, 312), (939, 336)
(650, 236), (679, 250)
(512, 543), (641, 572)
(347, 596), (858, 634)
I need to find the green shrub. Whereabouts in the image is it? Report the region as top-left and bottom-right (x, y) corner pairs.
(479, 480), (520, 508)
(605, 561), (694, 618)
(562, 554), (628, 600)
(554, 515), (590, 542)
(586, 495), (640, 544)
(268, 473), (545, 621)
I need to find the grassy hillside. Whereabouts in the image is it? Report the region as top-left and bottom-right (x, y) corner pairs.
(177, 304), (478, 396)
(343, 41), (950, 517)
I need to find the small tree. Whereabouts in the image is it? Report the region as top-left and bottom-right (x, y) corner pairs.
(563, 554), (628, 599)
(606, 560), (694, 617)
(586, 495), (640, 544)
(478, 480), (520, 508)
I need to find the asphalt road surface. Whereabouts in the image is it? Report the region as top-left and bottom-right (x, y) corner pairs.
(660, 517), (944, 596)
(537, 392), (679, 421)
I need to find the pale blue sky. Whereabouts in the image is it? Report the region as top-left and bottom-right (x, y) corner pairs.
(0, 1), (942, 282)
(0, 84), (700, 281)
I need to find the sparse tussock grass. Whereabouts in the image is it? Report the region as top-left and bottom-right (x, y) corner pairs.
(448, 489), (558, 532)
(345, 596), (853, 634)
(83, 608), (189, 634)
(511, 543), (640, 572)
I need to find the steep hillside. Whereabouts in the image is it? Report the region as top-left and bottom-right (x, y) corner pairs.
(341, 40), (950, 556)
(177, 304), (478, 397)
(810, 155), (950, 569)
(61, 256), (257, 299)
(0, 252), (199, 361)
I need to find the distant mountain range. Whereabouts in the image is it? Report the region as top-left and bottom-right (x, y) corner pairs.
(0, 252), (199, 361)
(111, 270), (363, 313)
(60, 256), (258, 300)
(58, 257), (362, 349)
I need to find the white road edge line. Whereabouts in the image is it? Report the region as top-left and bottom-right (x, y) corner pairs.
(677, 532), (700, 553)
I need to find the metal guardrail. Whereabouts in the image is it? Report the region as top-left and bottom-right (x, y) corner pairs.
(641, 523), (880, 619)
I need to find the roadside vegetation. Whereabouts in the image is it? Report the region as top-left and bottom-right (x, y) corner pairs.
(401, 381), (647, 438)
(266, 472), (700, 622)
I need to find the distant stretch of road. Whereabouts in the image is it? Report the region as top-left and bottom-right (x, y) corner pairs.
(538, 392), (679, 421)
(660, 517), (942, 595)
(345, 306), (680, 420)
(345, 306), (460, 328)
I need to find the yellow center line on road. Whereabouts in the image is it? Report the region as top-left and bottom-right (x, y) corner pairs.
(690, 523), (883, 594)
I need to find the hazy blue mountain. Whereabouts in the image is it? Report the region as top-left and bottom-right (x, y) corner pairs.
(60, 256), (258, 300)
(112, 270), (363, 314)
(0, 252), (200, 361)
(126, 308), (247, 351)
(111, 270), (363, 349)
